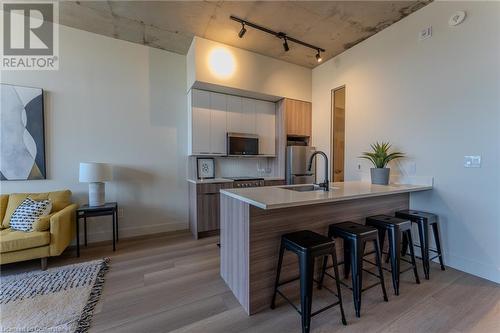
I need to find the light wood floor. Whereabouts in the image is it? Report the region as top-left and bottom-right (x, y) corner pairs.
(2, 231), (499, 333)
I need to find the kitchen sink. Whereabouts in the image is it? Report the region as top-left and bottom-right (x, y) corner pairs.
(282, 185), (325, 192)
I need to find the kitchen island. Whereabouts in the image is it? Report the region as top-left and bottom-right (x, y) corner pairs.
(219, 180), (432, 315)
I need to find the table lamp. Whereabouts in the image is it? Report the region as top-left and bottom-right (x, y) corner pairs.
(79, 162), (112, 206)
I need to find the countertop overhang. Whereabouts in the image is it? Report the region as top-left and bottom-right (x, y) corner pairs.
(220, 181), (432, 210)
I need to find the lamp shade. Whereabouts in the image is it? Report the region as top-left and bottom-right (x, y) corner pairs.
(79, 162), (112, 183)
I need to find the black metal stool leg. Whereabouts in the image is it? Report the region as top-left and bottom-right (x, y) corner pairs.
(406, 230), (420, 284)
(416, 221), (430, 279)
(299, 253), (314, 333)
(374, 238), (389, 302)
(387, 229), (401, 295)
(318, 255), (328, 290)
(351, 239), (363, 318)
(330, 247), (347, 325)
(401, 230), (409, 257)
(343, 239), (351, 279)
(270, 242), (285, 309)
(431, 223), (445, 271)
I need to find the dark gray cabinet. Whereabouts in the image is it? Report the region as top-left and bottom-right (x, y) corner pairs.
(189, 182), (233, 239)
(188, 179), (285, 239)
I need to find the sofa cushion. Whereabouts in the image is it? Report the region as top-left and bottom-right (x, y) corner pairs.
(47, 190), (72, 212)
(10, 198), (52, 232)
(32, 212), (56, 232)
(0, 228), (50, 253)
(0, 195), (8, 228)
(2, 194), (29, 229)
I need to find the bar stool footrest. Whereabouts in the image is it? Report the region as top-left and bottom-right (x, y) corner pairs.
(275, 277), (343, 318)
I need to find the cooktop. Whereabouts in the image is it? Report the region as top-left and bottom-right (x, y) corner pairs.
(223, 177), (265, 181)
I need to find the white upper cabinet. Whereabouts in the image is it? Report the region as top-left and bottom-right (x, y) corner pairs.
(188, 89), (276, 156)
(191, 90), (211, 155)
(255, 100), (276, 156)
(241, 98), (256, 134)
(209, 92), (227, 155)
(226, 95), (243, 133)
(227, 96), (256, 134)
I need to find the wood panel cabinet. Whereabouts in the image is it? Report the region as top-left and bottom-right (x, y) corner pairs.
(284, 99), (312, 137)
(189, 182), (233, 239)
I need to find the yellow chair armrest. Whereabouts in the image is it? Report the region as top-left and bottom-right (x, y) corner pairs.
(49, 203), (77, 256)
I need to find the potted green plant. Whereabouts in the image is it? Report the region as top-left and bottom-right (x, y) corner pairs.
(360, 142), (404, 185)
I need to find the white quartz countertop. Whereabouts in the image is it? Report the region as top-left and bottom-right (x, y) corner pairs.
(220, 181), (432, 210)
(187, 178), (234, 184)
(186, 177), (285, 184)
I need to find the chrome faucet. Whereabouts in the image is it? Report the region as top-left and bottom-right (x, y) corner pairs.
(308, 151), (329, 191)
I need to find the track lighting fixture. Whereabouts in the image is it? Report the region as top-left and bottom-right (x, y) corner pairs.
(283, 37), (289, 52)
(316, 50), (322, 63)
(230, 15), (325, 63)
(238, 23), (246, 38)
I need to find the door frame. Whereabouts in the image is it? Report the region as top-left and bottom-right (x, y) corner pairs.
(330, 85), (346, 182)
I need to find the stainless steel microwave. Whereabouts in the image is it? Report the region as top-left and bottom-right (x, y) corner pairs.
(227, 133), (259, 156)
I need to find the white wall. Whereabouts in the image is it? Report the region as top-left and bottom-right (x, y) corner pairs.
(1, 25), (188, 241)
(312, 1), (500, 282)
(187, 37), (312, 102)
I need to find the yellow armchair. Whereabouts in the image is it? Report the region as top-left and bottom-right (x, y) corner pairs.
(0, 190), (77, 270)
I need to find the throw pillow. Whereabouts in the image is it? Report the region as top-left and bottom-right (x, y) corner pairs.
(10, 198), (52, 232)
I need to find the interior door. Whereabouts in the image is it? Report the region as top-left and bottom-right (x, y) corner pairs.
(331, 87), (345, 182)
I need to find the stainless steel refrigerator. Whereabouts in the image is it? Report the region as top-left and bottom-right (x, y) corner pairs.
(286, 146), (316, 185)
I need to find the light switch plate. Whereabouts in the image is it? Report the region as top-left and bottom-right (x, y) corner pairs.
(464, 155), (481, 168)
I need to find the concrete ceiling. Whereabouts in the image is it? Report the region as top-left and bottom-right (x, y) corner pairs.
(60, 1), (432, 68)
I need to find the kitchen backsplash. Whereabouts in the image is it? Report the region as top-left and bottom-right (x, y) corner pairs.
(187, 156), (275, 179)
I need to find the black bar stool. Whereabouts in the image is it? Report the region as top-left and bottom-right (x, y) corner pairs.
(395, 210), (445, 279)
(270, 230), (347, 333)
(320, 222), (388, 318)
(366, 215), (420, 295)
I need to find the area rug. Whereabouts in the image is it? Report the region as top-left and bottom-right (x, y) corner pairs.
(0, 258), (110, 333)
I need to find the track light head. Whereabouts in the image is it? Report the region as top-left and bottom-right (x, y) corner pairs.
(238, 23), (246, 38)
(283, 37), (289, 52)
(316, 50), (322, 63)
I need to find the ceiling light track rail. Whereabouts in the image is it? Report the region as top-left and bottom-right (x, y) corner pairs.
(230, 15), (325, 62)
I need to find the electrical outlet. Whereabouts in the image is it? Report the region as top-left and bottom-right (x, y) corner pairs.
(118, 208), (124, 218)
(464, 155), (481, 168)
(419, 26), (432, 41)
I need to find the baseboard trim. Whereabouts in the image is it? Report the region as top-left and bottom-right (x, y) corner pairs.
(77, 221), (188, 244)
(444, 253), (500, 284)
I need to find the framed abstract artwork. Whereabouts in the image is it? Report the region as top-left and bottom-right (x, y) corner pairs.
(1, 83), (46, 180)
(197, 158), (215, 179)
